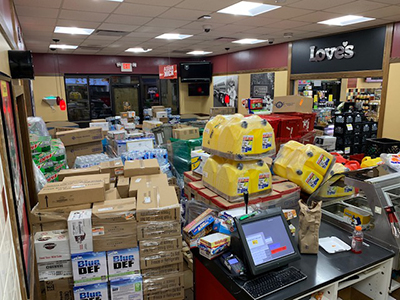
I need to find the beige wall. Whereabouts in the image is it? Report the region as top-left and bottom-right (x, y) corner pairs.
(382, 63), (400, 140)
(32, 76), (68, 122)
(180, 70), (288, 115)
(0, 33), (10, 76)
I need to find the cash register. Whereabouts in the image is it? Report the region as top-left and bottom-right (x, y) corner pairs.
(230, 208), (307, 299)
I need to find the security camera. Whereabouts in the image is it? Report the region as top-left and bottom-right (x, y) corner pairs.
(268, 39), (275, 44)
(203, 25), (212, 33)
(50, 46), (57, 51)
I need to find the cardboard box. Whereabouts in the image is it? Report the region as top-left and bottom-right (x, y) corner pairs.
(38, 260), (72, 281)
(183, 209), (215, 248)
(58, 166), (100, 181)
(33, 221), (68, 234)
(141, 263), (183, 279)
(136, 187), (180, 222)
(92, 198), (136, 224)
(63, 173), (111, 190)
(110, 275), (143, 300)
(92, 219), (137, 238)
(197, 189), (217, 205)
(56, 127), (103, 146)
(99, 159), (124, 181)
(139, 235), (182, 256)
(210, 107), (235, 117)
(143, 286), (184, 300)
(93, 234), (138, 252)
(155, 111), (168, 119)
(137, 221), (181, 241)
(172, 127), (199, 140)
(71, 252), (108, 286)
(65, 142), (103, 168)
(273, 95), (313, 113)
(107, 248), (140, 280)
(117, 176), (130, 198)
(38, 180), (105, 209)
(31, 203), (91, 224)
(126, 138), (154, 152)
(108, 130), (126, 140)
(68, 209), (93, 254)
(89, 122), (109, 132)
(140, 249), (183, 269)
(143, 273), (184, 294)
(43, 277), (73, 300)
(34, 230), (70, 263)
(129, 173), (168, 198)
(124, 159), (160, 177)
(105, 187), (121, 200)
(73, 282), (109, 300)
(143, 120), (162, 132)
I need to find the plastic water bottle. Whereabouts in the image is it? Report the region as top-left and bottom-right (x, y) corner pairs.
(351, 226), (363, 254)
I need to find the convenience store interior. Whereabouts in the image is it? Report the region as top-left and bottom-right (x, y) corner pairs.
(2, 1), (400, 300)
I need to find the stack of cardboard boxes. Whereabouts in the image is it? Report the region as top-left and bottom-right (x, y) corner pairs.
(123, 160), (185, 300)
(56, 127), (103, 167)
(34, 158), (184, 300)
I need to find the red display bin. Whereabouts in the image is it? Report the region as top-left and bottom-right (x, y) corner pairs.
(272, 114), (302, 139)
(256, 114), (281, 138)
(283, 112), (317, 133)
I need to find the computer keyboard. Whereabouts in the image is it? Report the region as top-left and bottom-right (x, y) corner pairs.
(242, 266), (307, 299)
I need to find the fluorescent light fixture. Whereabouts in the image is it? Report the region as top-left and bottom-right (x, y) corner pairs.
(187, 50), (212, 55)
(54, 26), (94, 35)
(125, 47), (152, 53)
(155, 33), (193, 40)
(49, 44), (78, 50)
(318, 15), (375, 26)
(218, 1), (280, 16)
(233, 38), (267, 44)
(107, 0), (123, 2)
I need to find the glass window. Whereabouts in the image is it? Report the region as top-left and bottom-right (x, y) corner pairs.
(89, 77), (112, 119)
(160, 79), (179, 114)
(65, 77), (90, 121)
(142, 76), (160, 108)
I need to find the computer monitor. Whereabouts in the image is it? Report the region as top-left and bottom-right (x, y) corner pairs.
(235, 209), (300, 276)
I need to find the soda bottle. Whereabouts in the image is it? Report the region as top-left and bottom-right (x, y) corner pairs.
(351, 226), (363, 254)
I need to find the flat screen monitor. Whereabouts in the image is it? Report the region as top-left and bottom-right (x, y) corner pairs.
(188, 83), (210, 96)
(236, 209), (300, 276)
(8, 50), (34, 79)
(180, 62), (212, 83)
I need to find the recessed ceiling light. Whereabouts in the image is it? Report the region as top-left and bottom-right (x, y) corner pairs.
(218, 1), (281, 17)
(54, 26), (94, 35)
(198, 15), (212, 20)
(318, 15), (375, 26)
(233, 38), (267, 44)
(155, 33), (193, 40)
(125, 47), (152, 53)
(49, 44), (78, 49)
(107, 0), (123, 2)
(187, 51), (213, 55)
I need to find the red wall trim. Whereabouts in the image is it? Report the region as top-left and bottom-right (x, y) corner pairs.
(32, 42), (289, 76)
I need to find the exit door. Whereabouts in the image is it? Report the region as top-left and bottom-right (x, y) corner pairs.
(112, 85), (140, 117)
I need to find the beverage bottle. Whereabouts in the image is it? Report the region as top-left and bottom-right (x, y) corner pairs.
(351, 226), (363, 254)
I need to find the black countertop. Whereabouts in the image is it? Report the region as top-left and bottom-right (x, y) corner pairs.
(193, 221), (395, 300)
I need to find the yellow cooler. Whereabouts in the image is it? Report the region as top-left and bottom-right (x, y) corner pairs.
(202, 155), (226, 188)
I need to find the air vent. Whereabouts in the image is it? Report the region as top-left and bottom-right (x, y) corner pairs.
(95, 29), (129, 37)
(214, 37), (236, 42)
(79, 46), (103, 51)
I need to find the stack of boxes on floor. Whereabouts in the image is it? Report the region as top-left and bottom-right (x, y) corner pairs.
(334, 111), (378, 155)
(56, 127), (104, 168)
(33, 158), (184, 300)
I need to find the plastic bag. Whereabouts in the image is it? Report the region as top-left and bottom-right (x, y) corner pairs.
(381, 153), (400, 172)
(33, 159), (48, 192)
(27, 117), (49, 136)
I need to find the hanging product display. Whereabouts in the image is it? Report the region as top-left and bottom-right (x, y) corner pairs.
(202, 114), (275, 160)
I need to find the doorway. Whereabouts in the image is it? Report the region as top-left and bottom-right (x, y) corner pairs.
(112, 85), (140, 117)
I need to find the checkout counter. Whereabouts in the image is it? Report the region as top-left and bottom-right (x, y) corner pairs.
(193, 167), (399, 300)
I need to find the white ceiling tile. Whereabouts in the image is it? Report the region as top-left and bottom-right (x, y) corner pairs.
(207, 12), (247, 24)
(73, 49), (101, 54)
(23, 30), (54, 37)
(349, 18), (390, 27)
(59, 9), (109, 22)
(124, 0), (182, 6)
(257, 7), (312, 19)
(18, 16), (57, 29)
(104, 15), (152, 25)
(15, 5), (59, 18)
(126, 32), (157, 38)
(268, 20), (310, 29)
(324, 1), (389, 14)
(135, 26), (176, 34)
(383, 15), (400, 21)
(176, 0), (237, 12)
(292, 11), (343, 23)
(51, 34), (89, 43)
(363, 5), (400, 19)
(56, 20), (101, 29)
(288, 0), (351, 11)
(216, 24), (257, 33)
(231, 17), (282, 27)
(144, 18), (191, 28)
(113, 3), (169, 17)
(158, 8), (211, 21)
(98, 23), (139, 32)
(84, 34), (121, 41)
(62, 0), (120, 13)
(14, 0), (62, 8)
(372, 0), (400, 4)
(180, 21), (226, 31)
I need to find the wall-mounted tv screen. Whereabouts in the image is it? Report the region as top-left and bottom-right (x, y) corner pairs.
(188, 83), (210, 96)
(180, 62), (212, 83)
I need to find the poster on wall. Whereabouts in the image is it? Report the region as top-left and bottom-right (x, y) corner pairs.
(250, 72), (275, 99)
(0, 80), (30, 294)
(213, 75), (239, 108)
